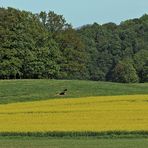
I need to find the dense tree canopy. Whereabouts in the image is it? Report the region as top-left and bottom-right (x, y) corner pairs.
(78, 15), (148, 82)
(0, 7), (148, 83)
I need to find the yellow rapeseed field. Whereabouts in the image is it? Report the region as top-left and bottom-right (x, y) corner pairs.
(0, 95), (148, 132)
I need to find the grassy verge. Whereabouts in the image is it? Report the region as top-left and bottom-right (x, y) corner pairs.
(0, 136), (148, 148)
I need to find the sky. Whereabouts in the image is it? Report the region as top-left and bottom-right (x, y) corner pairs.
(0, 0), (148, 27)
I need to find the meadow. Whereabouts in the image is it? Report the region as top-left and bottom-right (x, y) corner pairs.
(1, 137), (148, 148)
(0, 79), (148, 104)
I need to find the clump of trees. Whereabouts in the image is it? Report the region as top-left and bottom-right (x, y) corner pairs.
(0, 7), (86, 79)
(0, 7), (148, 83)
(78, 15), (148, 83)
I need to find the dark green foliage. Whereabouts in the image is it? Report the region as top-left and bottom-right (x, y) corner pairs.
(112, 60), (139, 83)
(0, 7), (148, 82)
(39, 11), (71, 35)
(0, 7), (60, 79)
(134, 50), (148, 82)
(142, 64), (148, 82)
(78, 14), (148, 82)
(55, 28), (88, 79)
(0, 7), (86, 80)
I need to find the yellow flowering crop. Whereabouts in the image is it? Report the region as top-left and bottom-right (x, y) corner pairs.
(0, 95), (148, 132)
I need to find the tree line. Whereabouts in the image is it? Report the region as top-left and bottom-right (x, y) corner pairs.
(0, 7), (148, 83)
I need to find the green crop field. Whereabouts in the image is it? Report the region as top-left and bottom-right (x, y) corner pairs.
(0, 79), (148, 104)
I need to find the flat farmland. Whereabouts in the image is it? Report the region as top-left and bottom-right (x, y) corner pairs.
(0, 80), (148, 148)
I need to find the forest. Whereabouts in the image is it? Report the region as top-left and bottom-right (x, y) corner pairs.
(0, 7), (148, 83)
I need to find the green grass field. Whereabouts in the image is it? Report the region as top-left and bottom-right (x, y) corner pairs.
(0, 79), (148, 104)
(0, 79), (148, 148)
(0, 137), (148, 148)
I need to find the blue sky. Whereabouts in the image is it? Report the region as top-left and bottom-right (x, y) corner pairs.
(1, 0), (148, 27)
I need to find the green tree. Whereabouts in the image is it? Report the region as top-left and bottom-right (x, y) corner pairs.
(141, 64), (148, 82)
(39, 11), (71, 36)
(112, 60), (139, 83)
(56, 28), (87, 79)
(134, 49), (148, 82)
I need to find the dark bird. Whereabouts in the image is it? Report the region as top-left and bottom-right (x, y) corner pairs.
(59, 89), (68, 95)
